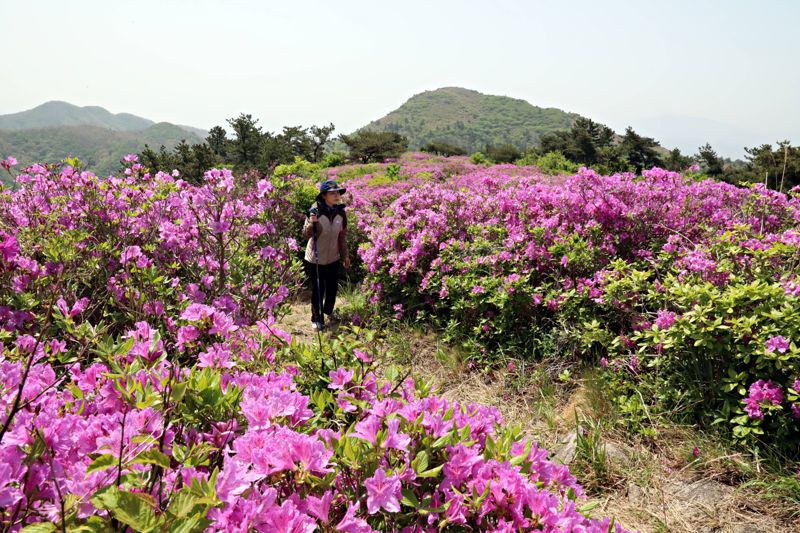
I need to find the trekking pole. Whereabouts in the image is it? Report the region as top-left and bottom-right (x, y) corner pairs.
(312, 215), (325, 332)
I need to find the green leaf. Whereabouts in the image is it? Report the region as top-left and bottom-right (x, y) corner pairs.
(412, 450), (429, 474)
(133, 450), (171, 469)
(510, 440), (533, 466)
(484, 435), (496, 459)
(70, 516), (113, 533)
(431, 432), (452, 449)
(69, 384), (84, 400)
(170, 381), (188, 403)
(472, 481), (491, 509)
(92, 487), (160, 533)
(733, 426), (750, 438)
(115, 337), (135, 357)
(401, 488), (420, 508)
(20, 523), (57, 533)
(166, 513), (211, 533)
(87, 454), (118, 474)
(416, 464), (443, 478)
(166, 489), (202, 519)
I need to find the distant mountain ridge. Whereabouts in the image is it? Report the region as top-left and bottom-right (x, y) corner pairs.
(0, 101), (207, 138)
(0, 123), (204, 181)
(361, 87), (581, 152)
(0, 102), (207, 184)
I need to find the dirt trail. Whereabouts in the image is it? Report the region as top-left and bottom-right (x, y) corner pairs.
(274, 291), (352, 345)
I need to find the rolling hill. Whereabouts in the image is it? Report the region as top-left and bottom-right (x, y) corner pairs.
(0, 123), (203, 182)
(361, 87), (581, 152)
(0, 101), (206, 138)
(0, 102), (207, 184)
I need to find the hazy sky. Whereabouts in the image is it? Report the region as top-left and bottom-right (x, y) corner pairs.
(2, 0), (798, 157)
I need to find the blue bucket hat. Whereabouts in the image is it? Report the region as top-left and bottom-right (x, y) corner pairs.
(319, 180), (346, 195)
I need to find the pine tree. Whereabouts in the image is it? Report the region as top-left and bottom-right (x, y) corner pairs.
(227, 114), (263, 170)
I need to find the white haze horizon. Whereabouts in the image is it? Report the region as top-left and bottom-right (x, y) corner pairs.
(2, 0), (798, 159)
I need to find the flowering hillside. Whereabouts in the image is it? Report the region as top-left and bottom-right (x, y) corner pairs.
(0, 156), (630, 532)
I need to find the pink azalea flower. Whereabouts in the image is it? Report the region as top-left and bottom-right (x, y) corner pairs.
(176, 325), (200, 350)
(354, 349), (372, 363)
(56, 297), (69, 317)
(120, 245), (142, 264)
(765, 335), (790, 353)
(304, 490), (333, 523)
(197, 343), (235, 369)
(328, 368), (354, 390)
(653, 310), (677, 330)
(70, 297), (89, 317)
(336, 502), (376, 533)
(382, 417), (410, 452)
(350, 414), (381, 445)
(0, 156), (17, 171)
(180, 303), (217, 321)
(0, 234), (20, 263)
(364, 468), (401, 514)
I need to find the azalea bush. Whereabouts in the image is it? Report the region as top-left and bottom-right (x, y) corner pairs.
(585, 225), (800, 450)
(0, 157), (628, 531)
(0, 156), (300, 345)
(354, 162), (800, 455)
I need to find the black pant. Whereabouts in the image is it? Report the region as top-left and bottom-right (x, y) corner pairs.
(304, 260), (340, 322)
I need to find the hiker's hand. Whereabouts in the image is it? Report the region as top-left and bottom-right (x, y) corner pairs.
(310, 214), (318, 223)
(343, 257), (351, 269)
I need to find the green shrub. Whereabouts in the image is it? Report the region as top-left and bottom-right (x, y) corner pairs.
(470, 152), (488, 165)
(321, 151), (345, 167)
(273, 156), (322, 180)
(534, 151), (581, 175)
(485, 144), (522, 164)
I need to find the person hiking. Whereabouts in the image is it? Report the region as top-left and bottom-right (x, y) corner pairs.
(302, 179), (351, 331)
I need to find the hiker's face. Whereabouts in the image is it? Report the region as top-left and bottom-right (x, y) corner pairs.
(323, 191), (341, 206)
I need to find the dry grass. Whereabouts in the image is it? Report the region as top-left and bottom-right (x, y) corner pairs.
(393, 329), (798, 533)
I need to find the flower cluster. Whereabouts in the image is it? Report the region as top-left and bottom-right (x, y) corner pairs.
(743, 379), (785, 420)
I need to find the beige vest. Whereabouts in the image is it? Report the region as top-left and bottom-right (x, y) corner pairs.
(304, 213), (344, 265)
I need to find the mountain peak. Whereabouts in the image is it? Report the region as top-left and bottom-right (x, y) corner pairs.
(426, 86), (480, 95)
(362, 87), (580, 152)
(0, 101), (208, 140)
(38, 100), (81, 109)
(0, 101), (155, 132)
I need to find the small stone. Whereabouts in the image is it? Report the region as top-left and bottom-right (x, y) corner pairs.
(552, 432), (577, 465)
(605, 442), (632, 466)
(627, 482), (645, 504)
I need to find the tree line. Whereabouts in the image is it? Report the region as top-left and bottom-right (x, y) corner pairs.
(420, 117), (800, 191)
(138, 114), (410, 182)
(532, 117), (799, 189)
(138, 113), (798, 192)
